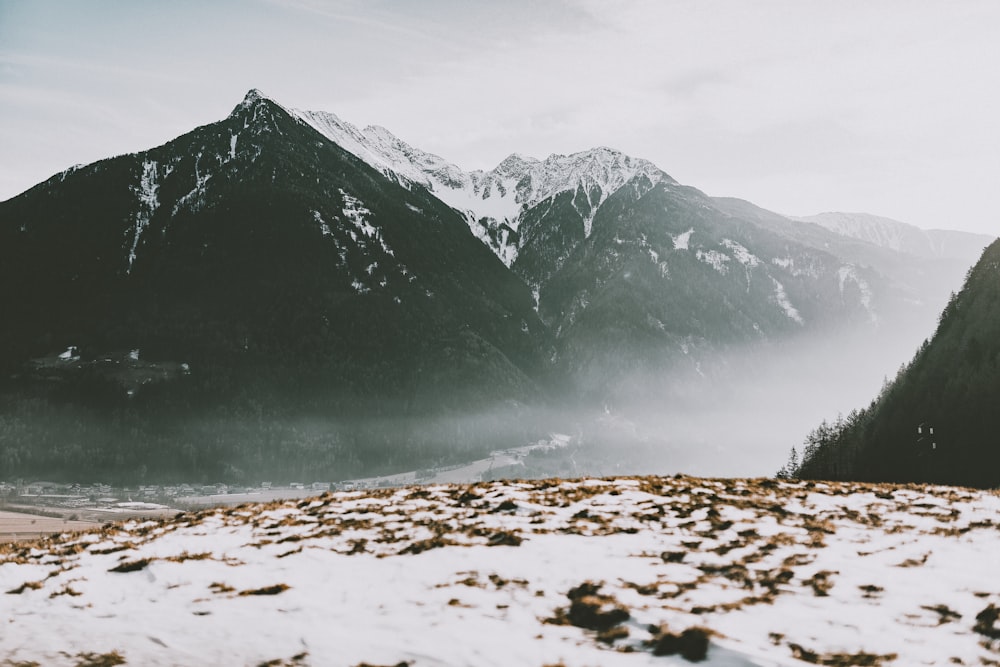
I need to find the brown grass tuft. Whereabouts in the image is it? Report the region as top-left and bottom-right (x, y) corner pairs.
(788, 643), (897, 666)
(548, 582), (631, 633)
(71, 651), (126, 667)
(257, 651), (309, 666)
(805, 570), (837, 597)
(209, 582), (235, 594)
(108, 558), (151, 573)
(647, 625), (713, 661)
(239, 584), (290, 596)
(6, 580), (44, 595)
(975, 604), (1000, 640)
(859, 584), (884, 599)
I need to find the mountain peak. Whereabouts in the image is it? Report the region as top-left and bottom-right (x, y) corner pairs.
(264, 96), (677, 263)
(558, 145), (621, 160)
(231, 88), (279, 117)
(496, 153), (539, 170)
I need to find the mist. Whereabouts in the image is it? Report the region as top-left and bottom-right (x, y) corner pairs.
(521, 302), (947, 481)
(0, 299), (950, 487)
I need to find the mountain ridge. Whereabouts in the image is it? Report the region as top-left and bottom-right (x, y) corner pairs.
(792, 211), (993, 262)
(0, 88), (992, 483)
(271, 90), (672, 266)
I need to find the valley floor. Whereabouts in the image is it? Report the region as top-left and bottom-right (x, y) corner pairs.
(0, 476), (998, 666)
(0, 510), (98, 543)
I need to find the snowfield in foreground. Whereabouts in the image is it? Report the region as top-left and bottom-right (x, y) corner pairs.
(1, 477), (998, 667)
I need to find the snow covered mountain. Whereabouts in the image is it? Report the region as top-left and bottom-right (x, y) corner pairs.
(794, 211), (993, 262)
(284, 92), (669, 266)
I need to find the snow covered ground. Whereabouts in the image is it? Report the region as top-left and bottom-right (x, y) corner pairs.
(1, 476), (998, 666)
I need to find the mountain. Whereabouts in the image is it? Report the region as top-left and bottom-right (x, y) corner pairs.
(284, 102), (962, 402)
(714, 198), (992, 326)
(0, 90), (550, 482)
(793, 211), (993, 262)
(0, 89), (988, 483)
(792, 238), (1000, 487)
(287, 103), (669, 267)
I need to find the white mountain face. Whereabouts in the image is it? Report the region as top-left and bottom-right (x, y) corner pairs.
(276, 93), (671, 266)
(794, 211), (993, 262)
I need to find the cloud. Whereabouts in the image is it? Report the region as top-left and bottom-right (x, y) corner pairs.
(1, 0), (997, 233)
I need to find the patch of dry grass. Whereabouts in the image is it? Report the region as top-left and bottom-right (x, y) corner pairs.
(787, 643), (897, 666)
(239, 584), (290, 596)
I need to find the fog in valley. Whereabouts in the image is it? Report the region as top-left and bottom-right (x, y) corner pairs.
(393, 295), (954, 485)
(608, 318), (936, 478)
(0, 266), (962, 489)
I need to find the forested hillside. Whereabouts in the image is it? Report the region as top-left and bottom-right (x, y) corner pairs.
(791, 239), (1000, 487)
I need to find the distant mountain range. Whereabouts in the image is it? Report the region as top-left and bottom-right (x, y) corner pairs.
(793, 211), (992, 261)
(0, 89), (993, 483)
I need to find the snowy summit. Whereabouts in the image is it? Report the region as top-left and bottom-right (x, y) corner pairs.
(260, 90), (672, 266)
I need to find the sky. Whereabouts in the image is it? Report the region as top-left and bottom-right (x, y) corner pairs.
(1, 0), (998, 235)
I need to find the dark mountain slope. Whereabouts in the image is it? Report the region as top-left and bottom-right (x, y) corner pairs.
(526, 177), (889, 400)
(794, 239), (1000, 487)
(712, 196), (981, 326)
(0, 91), (549, 482)
(1, 91), (545, 392)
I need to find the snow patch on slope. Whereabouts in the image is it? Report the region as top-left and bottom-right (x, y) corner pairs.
(838, 265), (877, 323)
(335, 190), (405, 293)
(722, 239), (759, 291)
(340, 189), (376, 239)
(721, 239), (759, 267)
(126, 160), (159, 274)
(697, 249), (730, 274)
(312, 210), (333, 237)
(672, 228), (694, 250)
(172, 152), (211, 216)
(770, 277), (804, 324)
(771, 256), (821, 279)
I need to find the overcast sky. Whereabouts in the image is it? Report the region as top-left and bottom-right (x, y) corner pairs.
(1, 0), (998, 235)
